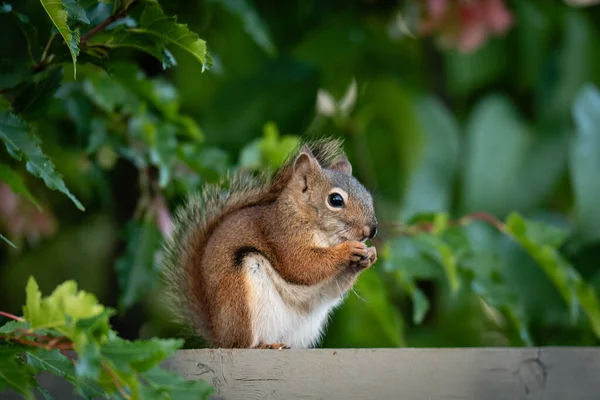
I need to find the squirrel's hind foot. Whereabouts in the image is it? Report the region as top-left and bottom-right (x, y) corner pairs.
(254, 343), (291, 350)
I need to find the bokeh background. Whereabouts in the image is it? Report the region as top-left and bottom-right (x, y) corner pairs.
(2, 0), (600, 348)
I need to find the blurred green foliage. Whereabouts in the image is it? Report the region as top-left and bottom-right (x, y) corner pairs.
(1, 0), (600, 360)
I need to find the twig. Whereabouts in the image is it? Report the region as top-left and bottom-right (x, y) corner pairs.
(80, 0), (141, 44)
(0, 311), (25, 321)
(381, 211), (507, 237)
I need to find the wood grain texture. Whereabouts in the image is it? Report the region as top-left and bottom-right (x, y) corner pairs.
(1, 348), (599, 399)
(163, 348), (600, 400)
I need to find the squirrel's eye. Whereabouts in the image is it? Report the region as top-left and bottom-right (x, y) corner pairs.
(328, 193), (344, 208)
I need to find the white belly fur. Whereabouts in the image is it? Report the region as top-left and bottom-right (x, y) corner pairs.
(243, 254), (344, 348)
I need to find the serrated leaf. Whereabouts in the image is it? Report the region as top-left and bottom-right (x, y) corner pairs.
(0, 347), (35, 399)
(102, 337), (183, 374)
(0, 165), (40, 210)
(23, 277), (113, 348)
(115, 220), (163, 309)
(0, 320), (30, 334)
(63, 0), (90, 24)
(140, 367), (214, 400)
(211, 0), (276, 57)
(570, 83), (600, 245)
(95, 28), (178, 69)
(26, 349), (73, 379)
(39, 0), (80, 78)
(0, 111), (85, 211)
(26, 349), (105, 399)
(127, 0), (207, 66)
(505, 212), (600, 338)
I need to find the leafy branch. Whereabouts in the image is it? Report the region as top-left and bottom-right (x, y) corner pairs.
(381, 210), (600, 344)
(0, 277), (214, 399)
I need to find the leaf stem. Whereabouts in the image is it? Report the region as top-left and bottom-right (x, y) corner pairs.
(0, 311), (25, 321)
(41, 33), (57, 63)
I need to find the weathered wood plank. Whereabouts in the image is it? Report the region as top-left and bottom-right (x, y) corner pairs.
(1, 348), (599, 399)
(163, 348), (600, 400)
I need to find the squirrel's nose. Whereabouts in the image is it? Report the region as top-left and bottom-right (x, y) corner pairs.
(363, 225), (377, 239)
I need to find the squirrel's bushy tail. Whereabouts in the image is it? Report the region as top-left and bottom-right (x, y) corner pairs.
(161, 137), (347, 337)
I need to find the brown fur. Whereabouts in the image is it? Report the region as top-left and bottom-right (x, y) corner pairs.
(162, 137), (377, 348)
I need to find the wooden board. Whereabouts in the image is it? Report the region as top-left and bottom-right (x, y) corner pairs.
(163, 348), (600, 400)
(2, 348), (599, 399)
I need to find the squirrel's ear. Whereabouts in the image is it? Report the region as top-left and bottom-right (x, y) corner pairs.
(293, 148), (321, 177)
(330, 156), (352, 175)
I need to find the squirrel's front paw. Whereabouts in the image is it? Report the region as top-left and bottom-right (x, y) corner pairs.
(344, 241), (368, 263)
(352, 246), (377, 270)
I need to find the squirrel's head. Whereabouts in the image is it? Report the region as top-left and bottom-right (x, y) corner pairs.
(283, 145), (378, 246)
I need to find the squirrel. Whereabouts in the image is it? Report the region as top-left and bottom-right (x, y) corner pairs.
(162, 138), (378, 349)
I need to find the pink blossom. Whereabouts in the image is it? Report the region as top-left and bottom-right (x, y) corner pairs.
(420, 0), (514, 53)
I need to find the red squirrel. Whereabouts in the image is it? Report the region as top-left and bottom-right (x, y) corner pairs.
(162, 138), (378, 349)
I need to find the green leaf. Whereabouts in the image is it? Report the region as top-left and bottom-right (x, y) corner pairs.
(460, 251), (533, 346)
(39, 0), (80, 78)
(461, 95), (567, 217)
(63, 0), (90, 24)
(260, 122), (299, 168)
(115, 220), (163, 310)
(0, 164), (40, 209)
(401, 95), (461, 219)
(23, 277), (113, 349)
(116, 0), (207, 66)
(462, 95), (528, 216)
(211, 0), (276, 57)
(27, 349), (74, 379)
(140, 367), (214, 400)
(0, 111), (85, 211)
(101, 337), (183, 374)
(505, 212), (600, 338)
(95, 28), (177, 69)
(0, 320), (30, 334)
(570, 83), (600, 244)
(26, 349), (105, 400)
(0, 347), (35, 399)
